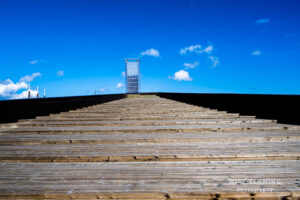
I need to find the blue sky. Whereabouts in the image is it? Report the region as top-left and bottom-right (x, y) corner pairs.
(0, 0), (300, 99)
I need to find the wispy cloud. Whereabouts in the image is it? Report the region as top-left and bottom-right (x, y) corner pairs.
(121, 71), (125, 77)
(169, 70), (192, 81)
(180, 44), (213, 55)
(180, 43), (219, 69)
(29, 59), (38, 64)
(140, 48), (160, 57)
(180, 44), (202, 55)
(251, 50), (262, 55)
(256, 18), (270, 24)
(19, 72), (42, 82)
(208, 56), (219, 68)
(203, 45), (213, 54)
(116, 82), (124, 88)
(184, 62), (199, 69)
(56, 70), (64, 77)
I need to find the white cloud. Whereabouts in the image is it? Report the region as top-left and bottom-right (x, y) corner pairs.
(180, 44), (219, 68)
(29, 59), (38, 64)
(116, 82), (124, 88)
(251, 50), (262, 55)
(184, 62), (199, 69)
(140, 48), (160, 57)
(56, 70), (64, 77)
(180, 44), (214, 55)
(169, 70), (192, 81)
(180, 44), (202, 55)
(19, 72), (41, 82)
(0, 79), (28, 97)
(256, 18), (270, 24)
(0, 72), (42, 99)
(208, 56), (219, 68)
(10, 89), (39, 99)
(121, 71), (125, 77)
(99, 88), (106, 92)
(203, 45), (213, 54)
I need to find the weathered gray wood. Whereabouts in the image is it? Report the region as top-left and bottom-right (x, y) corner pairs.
(0, 161), (299, 194)
(0, 96), (299, 199)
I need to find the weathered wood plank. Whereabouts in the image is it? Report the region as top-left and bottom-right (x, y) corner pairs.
(0, 96), (299, 199)
(0, 161), (299, 195)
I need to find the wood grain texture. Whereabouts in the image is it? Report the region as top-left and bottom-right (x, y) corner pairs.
(0, 96), (299, 199)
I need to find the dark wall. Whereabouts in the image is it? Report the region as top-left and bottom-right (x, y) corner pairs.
(153, 93), (300, 125)
(0, 94), (125, 124)
(2, 92), (299, 125)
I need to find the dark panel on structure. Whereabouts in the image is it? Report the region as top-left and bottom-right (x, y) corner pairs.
(156, 92), (300, 125)
(0, 94), (125, 124)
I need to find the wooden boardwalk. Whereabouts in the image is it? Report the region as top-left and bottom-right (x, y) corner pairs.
(0, 96), (299, 199)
